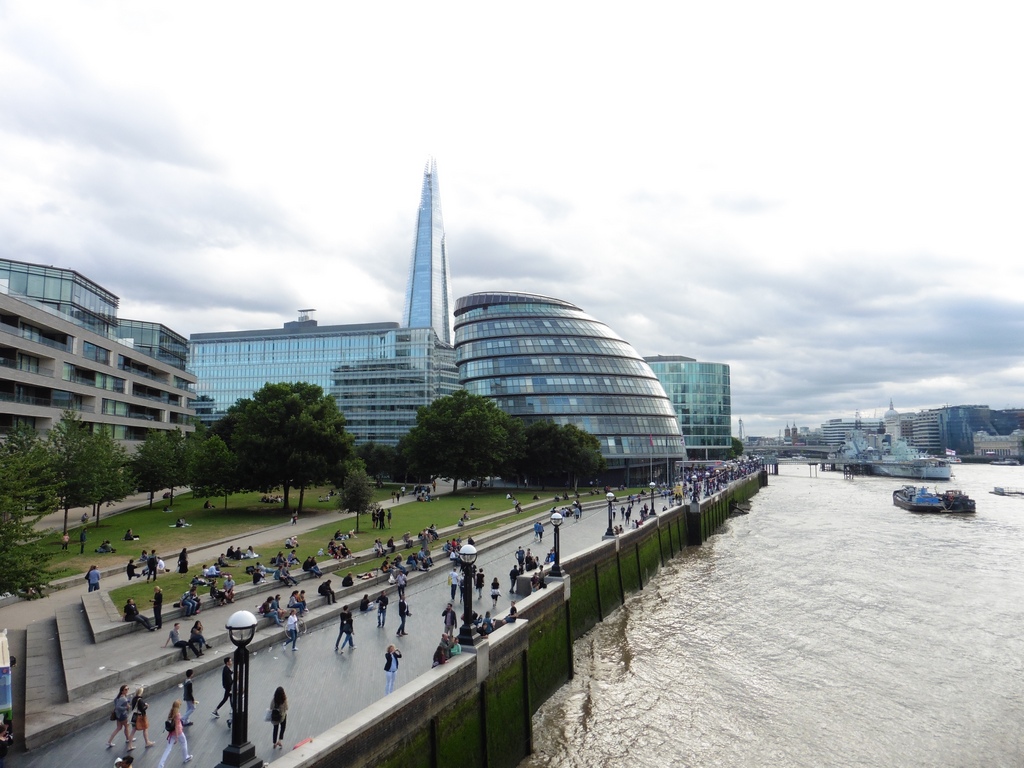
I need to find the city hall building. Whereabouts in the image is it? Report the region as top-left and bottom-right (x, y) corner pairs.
(453, 291), (686, 483)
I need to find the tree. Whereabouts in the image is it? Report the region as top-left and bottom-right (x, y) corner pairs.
(729, 437), (744, 459)
(186, 433), (238, 508)
(0, 425), (58, 595)
(561, 423), (606, 489)
(519, 421), (604, 488)
(337, 465), (375, 534)
(402, 390), (525, 491)
(226, 382), (353, 510)
(87, 429), (133, 523)
(47, 411), (102, 533)
(132, 429), (187, 508)
(357, 442), (397, 483)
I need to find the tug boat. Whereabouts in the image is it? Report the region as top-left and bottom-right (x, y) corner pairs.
(892, 485), (976, 514)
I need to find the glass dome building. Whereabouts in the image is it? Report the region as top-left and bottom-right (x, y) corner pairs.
(453, 292), (686, 483)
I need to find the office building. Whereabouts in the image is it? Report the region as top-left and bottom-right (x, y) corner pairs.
(453, 291), (685, 483)
(189, 161), (460, 443)
(402, 158), (453, 345)
(331, 327), (458, 445)
(645, 355), (732, 459)
(0, 258), (195, 441)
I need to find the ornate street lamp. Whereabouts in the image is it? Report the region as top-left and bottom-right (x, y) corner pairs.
(605, 492), (616, 537)
(650, 481), (658, 513)
(216, 610), (263, 768)
(549, 512), (563, 577)
(457, 543), (478, 647)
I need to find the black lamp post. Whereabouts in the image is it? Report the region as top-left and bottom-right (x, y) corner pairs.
(649, 481), (657, 512)
(216, 610), (263, 768)
(457, 543), (478, 647)
(605, 492), (615, 537)
(550, 512), (563, 577)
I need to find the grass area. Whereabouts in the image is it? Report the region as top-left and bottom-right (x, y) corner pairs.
(47, 485), (387, 579)
(87, 483), (663, 611)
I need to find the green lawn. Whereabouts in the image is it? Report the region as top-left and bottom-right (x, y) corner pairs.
(82, 484), (664, 610)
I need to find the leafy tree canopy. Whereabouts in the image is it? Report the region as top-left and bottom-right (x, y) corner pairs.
(226, 382), (353, 510)
(402, 390), (525, 490)
(186, 432), (238, 507)
(0, 425), (58, 595)
(520, 421), (605, 488)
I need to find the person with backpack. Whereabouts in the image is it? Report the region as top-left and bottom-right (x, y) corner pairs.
(156, 700), (191, 767)
(268, 686), (288, 749)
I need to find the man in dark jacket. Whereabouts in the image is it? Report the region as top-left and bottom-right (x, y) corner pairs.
(212, 657), (233, 718)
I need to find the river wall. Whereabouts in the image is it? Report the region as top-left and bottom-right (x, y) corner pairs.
(270, 471), (767, 768)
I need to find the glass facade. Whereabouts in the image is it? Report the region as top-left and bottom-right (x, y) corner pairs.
(189, 318), (459, 443)
(401, 159), (453, 345)
(117, 319), (189, 371)
(331, 327), (459, 445)
(645, 355), (732, 459)
(189, 318), (402, 424)
(0, 258), (119, 336)
(454, 292), (686, 481)
(0, 258), (196, 441)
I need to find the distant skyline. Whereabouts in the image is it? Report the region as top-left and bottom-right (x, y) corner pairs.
(1, 2), (1022, 437)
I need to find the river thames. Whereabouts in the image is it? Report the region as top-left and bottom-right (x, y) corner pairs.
(521, 463), (1024, 768)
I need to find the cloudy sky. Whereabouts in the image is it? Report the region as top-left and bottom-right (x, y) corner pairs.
(2, 2), (1022, 437)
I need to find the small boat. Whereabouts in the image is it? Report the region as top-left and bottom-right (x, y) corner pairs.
(991, 458), (1021, 466)
(992, 487), (1024, 497)
(892, 485), (976, 514)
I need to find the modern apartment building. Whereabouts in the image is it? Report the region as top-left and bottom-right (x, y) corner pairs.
(0, 258), (195, 441)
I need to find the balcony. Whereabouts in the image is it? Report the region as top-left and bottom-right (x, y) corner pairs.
(0, 358), (55, 377)
(117, 364), (165, 384)
(0, 391), (94, 413)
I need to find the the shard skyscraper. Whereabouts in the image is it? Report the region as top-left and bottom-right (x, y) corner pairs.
(401, 158), (453, 345)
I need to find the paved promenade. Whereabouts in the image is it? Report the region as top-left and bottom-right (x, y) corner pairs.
(7, 489), (628, 767)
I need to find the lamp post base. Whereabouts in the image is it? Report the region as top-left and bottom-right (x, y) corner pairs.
(216, 741), (263, 768)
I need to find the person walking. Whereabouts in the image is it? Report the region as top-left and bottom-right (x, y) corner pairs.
(151, 586), (163, 629)
(395, 569), (407, 599)
(286, 608), (299, 651)
(181, 669), (197, 726)
(383, 645), (402, 695)
(490, 577), (501, 609)
(106, 685), (132, 749)
(61, 531), (69, 551)
(396, 597), (411, 637)
(475, 568), (485, 600)
(156, 700), (191, 767)
(269, 686), (288, 749)
(335, 605), (355, 651)
(212, 657), (233, 717)
(146, 550), (158, 582)
(86, 565), (101, 592)
(448, 565), (460, 601)
(376, 590), (389, 628)
(79, 527), (87, 554)
(128, 686), (155, 748)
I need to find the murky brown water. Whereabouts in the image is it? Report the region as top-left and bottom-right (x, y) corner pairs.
(522, 464), (1024, 767)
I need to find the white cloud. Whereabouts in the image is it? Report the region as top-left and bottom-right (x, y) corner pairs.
(1, 0), (1023, 436)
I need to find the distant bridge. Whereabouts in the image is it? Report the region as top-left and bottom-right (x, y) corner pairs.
(746, 445), (836, 458)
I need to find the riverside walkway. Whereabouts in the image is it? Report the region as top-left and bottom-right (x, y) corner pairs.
(8, 491), (637, 768)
